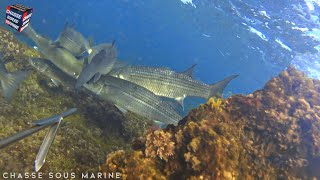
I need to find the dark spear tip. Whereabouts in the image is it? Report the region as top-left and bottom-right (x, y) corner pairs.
(59, 108), (77, 118)
(0, 108), (77, 150)
(0, 123), (53, 149)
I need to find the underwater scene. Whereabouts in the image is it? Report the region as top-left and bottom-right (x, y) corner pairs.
(0, 0), (319, 179)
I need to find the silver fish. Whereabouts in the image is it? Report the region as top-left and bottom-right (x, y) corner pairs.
(29, 59), (182, 125)
(53, 22), (92, 57)
(85, 43), (127, 69)
(109, 65), (238, 109)
(87, 43), (113, 62)
(22, 25), (83, 79)
(75, 42), (117, 89)
(85, 75), (182, 125)
(28, 58), (76, 87)
(0, 57), (29, 101)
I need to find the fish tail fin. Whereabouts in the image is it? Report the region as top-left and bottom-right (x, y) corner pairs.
(1, 70), (30, 101)
(208, 75), (239, 98)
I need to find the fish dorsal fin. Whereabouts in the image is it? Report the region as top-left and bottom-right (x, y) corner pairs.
(175, 95), (186, 111)
(63, 22), (69, 30)
(111, 40), (116, 48)
(181, 64), (197, 77)
(68, 20), (76, 29)
(88, 36), (94, 48)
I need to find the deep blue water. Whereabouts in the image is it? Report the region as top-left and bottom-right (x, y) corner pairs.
(1, 0), (319, 99)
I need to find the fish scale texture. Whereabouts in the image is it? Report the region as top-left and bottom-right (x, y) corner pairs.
(127, 66), (211, 99)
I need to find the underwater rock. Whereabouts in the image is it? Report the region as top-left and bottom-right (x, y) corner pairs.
(100, 66), (320, 179)
(0, 26), (149, 172)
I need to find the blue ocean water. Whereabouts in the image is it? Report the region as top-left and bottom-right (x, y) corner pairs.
(1, 0), (319, 96)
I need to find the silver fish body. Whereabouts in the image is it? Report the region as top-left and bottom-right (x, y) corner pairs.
(86, 43), (127, 69)
(87, 43), (113, 62)
(28, 58), (76, 87)
(109, 65), (238, 102)
(29, 59), (182, 125)
(75, 45), (117, 89)
(85, 75), (182, 125)
(54, 23), (91, 56)
(23, 25), (83, 79)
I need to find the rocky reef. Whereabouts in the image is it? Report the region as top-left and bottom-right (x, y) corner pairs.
(100, 66), (320, 179)
(0, 27), (152, 173)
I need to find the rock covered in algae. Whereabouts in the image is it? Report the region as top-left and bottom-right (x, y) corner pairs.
(0, 26), (151, 173)
(100, 66), (320, 179)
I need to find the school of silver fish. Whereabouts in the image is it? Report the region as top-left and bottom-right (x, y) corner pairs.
(3, 23), (238, 125)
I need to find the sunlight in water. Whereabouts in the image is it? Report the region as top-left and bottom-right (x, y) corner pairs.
(180, 0), (196, 8)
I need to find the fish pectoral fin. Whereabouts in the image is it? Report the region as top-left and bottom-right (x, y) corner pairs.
(51, 41), (61, 47)
(1, 70), (30, 101)
(93, 73), (101, 83)
(160, 97), (182, 111)
(181, 64), (197, 77)
(115, 104), (128, 114)
(86, 76), (95, 85)
(50, 79), (60, 87)
(153, 120), (168, 129)
(75, 52), (87, 61)
(175, 96), (186, 111)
